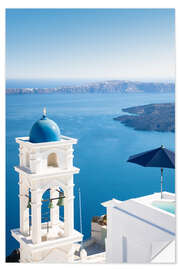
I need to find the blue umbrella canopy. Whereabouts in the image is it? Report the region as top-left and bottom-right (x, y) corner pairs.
(127, 145), (175, 169)
(127, 145), (175, 199)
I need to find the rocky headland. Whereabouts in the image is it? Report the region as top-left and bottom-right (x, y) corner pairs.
(113, 103), (175, 132)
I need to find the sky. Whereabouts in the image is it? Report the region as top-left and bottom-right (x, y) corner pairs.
(6, 9), (175, 81)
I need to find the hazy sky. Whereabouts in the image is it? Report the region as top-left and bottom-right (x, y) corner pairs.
(6, 9), (175, 81)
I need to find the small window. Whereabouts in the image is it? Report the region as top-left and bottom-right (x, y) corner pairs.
(47, 153), (58, 167)
(26, 152), (30, 167)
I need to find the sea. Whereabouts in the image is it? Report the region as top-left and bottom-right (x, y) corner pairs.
(6, 87), (175, 256)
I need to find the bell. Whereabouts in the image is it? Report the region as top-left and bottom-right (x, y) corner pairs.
(57, 197), (64, 206)
(48, 200), (54, 208)
(27, 198), (31, 208)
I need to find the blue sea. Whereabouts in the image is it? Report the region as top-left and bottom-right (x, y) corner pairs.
(6, 78), (101, 88)
(6, 92), (175, 256)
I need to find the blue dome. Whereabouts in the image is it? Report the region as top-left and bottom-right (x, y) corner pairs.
(29, 115), (61, 143)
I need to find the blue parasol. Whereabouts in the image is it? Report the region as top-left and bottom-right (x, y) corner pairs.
(127, 145), (175, 199)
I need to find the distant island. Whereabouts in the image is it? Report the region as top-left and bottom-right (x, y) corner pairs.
(6, 80), (175, 94)
(113, 103), (175, 132)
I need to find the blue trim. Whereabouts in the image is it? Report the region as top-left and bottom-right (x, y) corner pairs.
(114, 206), (175, 237)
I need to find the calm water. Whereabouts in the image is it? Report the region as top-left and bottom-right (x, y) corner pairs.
(6, 78), (101, 88)
(6, 93), (175, 256)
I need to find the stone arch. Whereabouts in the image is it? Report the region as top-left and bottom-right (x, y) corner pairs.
(40, 181), (66, 199)
(47, 152), (58, 167)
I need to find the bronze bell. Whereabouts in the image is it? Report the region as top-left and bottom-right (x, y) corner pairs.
(57, 196), (64, 206)
(48, 199), (54, 208)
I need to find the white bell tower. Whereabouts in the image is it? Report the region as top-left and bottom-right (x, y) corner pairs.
(11, 110), (83, 263)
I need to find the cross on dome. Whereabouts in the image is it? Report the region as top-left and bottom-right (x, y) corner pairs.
(43, 107), (47, 117)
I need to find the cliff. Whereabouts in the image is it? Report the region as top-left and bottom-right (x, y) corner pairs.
(113, 103), (175, 132)
(6, 80), (175, 94)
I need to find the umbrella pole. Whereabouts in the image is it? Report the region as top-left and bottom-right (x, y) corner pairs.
(161, 168), (163, 199)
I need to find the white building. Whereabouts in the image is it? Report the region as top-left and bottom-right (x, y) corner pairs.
(102, 192), (175, 263)
(10, 109), (175, 264)
(11, 109), (83, 263)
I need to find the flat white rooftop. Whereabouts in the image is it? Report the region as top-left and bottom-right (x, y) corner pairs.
(16, 135), (77, 147)
(102, 192), (175, 263)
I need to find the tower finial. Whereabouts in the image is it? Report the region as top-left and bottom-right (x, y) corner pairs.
(43, 107), (47, 117)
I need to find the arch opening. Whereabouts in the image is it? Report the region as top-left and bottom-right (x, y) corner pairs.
(41, 187), (64, 241)
(47, 152), (58, 168)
